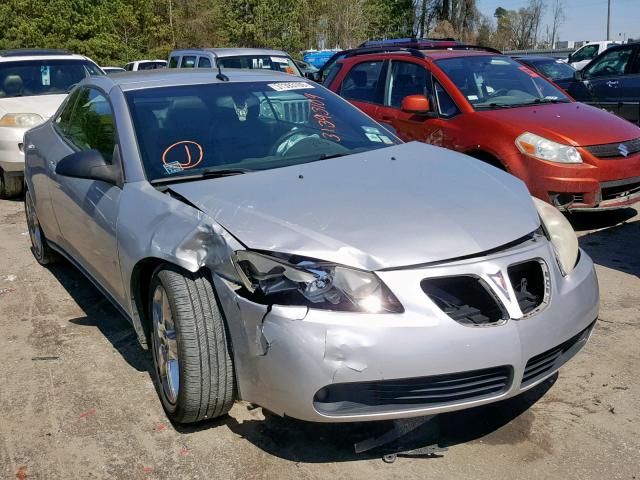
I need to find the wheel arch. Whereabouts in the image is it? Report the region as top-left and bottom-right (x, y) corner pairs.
(464, 149), (508, 172)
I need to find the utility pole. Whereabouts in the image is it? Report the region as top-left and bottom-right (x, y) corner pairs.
(607, 0), (611, 40)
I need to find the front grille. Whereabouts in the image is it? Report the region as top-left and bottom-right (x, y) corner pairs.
(314, 366), (512, 415)
(507, 260), (549, 317)
(522, 321), (595, 387)
(584, 137), (640, 158)
(421, 276), (507, 326)
(601, 177), (640, 201)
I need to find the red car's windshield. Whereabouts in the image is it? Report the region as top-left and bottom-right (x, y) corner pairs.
(436, 55), (571, 110)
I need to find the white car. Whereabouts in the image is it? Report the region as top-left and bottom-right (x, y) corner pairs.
(0, 49), (102, 197)
(567, 41), (621, 70)
(124, 60), (167, 71)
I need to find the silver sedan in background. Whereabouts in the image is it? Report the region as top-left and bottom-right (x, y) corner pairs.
(23, 69), (598, 424)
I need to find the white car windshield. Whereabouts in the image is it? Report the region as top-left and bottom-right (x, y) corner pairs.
(0, 59), (103, 98)
(125, 81), (400, 182)
(437, 55), (570, 110)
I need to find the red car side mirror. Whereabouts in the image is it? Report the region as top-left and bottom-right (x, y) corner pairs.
(401, 95), (433, 115)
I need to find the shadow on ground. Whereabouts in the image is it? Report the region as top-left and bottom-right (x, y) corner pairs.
(570, 208), (640, 277)
(174, 376), (556, 463)
(45, 262), (150, 372)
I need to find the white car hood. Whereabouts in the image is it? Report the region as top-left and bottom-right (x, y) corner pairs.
(169, 143), (541, 271)
(0, 94), (67, 120)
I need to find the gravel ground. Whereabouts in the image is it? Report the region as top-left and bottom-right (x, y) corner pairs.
(0, 197), (638, 480)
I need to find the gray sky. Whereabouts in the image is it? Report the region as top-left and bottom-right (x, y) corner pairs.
(477, 0), (640, 42)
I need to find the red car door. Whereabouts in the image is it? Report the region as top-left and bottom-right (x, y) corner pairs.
(376, 58), (454, 148)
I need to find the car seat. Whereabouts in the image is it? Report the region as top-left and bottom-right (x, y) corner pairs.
(3, 75), (24, 97)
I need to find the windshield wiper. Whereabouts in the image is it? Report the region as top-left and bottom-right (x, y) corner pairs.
(150, 167), (250, 185)
(476, 102), (516, 109)
(528, 98), (570, 105)
(318, 152), (350, 160)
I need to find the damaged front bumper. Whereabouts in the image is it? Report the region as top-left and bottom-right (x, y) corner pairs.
(212, 239), (599, 423)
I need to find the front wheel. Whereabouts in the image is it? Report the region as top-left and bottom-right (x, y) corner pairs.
(24, 189), (58, 265)
(149, 265), (235, 423)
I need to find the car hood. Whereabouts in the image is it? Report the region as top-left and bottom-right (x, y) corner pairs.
(478, 102), (640, 146)
(169, 143), (540, 271)
(0, 94), (67, 119)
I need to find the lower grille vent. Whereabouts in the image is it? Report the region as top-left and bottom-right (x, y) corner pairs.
(421, 276), (507, 326)
(522, 321), (595, 387)
(314, 366), (512, 415)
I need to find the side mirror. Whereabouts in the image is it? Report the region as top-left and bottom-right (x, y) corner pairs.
(567, 53), (572, 62)
(573, 70), (584, 81)
(401, 94), (434, 116)
(55, 149), (120, 185)
(305, 71), (318, 82)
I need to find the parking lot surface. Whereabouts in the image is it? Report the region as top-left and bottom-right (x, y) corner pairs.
(1, 198), (638, 480)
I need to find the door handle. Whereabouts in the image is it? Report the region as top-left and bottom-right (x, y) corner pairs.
(606, 80), (619, 88)
(380, 115), (392, 122)
(26, 144), (38, 152)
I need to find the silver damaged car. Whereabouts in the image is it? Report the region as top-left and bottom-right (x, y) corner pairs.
(23, 69), (599, 423)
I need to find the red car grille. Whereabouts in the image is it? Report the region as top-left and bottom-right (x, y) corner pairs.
(584, 138), (640, 159)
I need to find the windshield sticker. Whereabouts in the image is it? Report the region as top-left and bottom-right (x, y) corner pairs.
(271, 57), (289, 64)
(467, 94), (478, 100)
(362, 126), (382, 134)
(366, 133), (382, 142)
(163, 161), (184, 174)
(40, 66), (51, 86)
(379, 135), (394, 145)
(304, 92), (341, 142)
(518, 66), (539, 78)
(162, 141), (203, 172)
(268, 82), (314, 91)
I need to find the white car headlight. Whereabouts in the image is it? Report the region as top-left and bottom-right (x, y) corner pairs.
(533, 197), (579, 275)
(233, 251), (403, 313)
(516, 132), (582, 164)
(0, 113), (44, 128)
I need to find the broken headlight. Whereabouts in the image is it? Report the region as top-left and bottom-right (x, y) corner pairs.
(233, 251), (403, 313)
(533, 197), (579, 276)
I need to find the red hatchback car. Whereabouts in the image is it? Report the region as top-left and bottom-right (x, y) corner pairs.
(325, 47), (640, 210)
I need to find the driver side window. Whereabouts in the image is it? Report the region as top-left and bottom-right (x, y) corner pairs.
(586, 48), (633, 77)
(572, 44), (598, 63)
(59, 88), (116, 162)
(387, 61), (432, 108)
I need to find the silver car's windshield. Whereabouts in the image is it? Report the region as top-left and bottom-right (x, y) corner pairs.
(125, 81), (400, 182)
(0, 60), (103, 98)
(436, 55), (570, 110)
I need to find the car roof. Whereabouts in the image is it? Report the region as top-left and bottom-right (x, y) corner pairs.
(88, 68), (302, 92)
(170, 47), (290, 58)
(0, 49), (91, 63)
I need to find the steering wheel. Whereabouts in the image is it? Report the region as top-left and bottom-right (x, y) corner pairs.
(270, 127), (321, 156)
(601, 66), (617, 75)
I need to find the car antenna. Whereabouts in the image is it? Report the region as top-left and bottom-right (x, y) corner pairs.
(213, 53), (229, 81)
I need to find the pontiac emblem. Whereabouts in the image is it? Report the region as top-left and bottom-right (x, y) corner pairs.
(488, 271), (510, 299)
(618, 143), (629, 157)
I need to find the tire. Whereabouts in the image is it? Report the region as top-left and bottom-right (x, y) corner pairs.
(149, 265), (235, 423)
(24, 189), (58, 265)
(0, 169), (23, 199)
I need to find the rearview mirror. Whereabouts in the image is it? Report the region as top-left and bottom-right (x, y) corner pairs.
(55, 149), (120, 185)
(401, 95), (435, 116)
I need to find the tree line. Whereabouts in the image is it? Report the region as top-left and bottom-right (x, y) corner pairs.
(0, 0), (563, 66)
